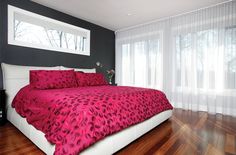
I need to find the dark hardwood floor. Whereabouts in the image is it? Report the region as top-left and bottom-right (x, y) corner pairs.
(0, 109), (236, 155)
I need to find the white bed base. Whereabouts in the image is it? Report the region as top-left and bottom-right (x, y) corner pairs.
(8, 106), (172, 155)
(2, 63), (172, 155)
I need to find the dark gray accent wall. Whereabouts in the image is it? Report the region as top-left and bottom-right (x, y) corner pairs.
(0, 0), (115, 88)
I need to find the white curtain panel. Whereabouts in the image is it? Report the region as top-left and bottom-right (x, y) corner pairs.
(116, 1), (236, 116)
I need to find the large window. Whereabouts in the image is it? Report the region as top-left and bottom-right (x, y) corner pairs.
(8, 5), (90, 55)
(116, 1), (236, 116)
(120, 33), (162, 89)
(174, 27), (236, 90)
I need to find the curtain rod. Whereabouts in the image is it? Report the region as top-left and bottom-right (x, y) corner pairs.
(115, 0), (233, 33)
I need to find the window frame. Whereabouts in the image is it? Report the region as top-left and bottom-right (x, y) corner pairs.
(8, 5), (91, 56)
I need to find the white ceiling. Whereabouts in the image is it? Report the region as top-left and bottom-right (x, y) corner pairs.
(32, 0), (227, 31)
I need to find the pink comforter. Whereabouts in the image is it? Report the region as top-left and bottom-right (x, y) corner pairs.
(12, 85), (173, 155)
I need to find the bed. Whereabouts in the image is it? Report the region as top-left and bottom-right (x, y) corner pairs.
(1, 63), (173, 155)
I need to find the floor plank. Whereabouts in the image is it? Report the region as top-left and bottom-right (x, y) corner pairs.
(0, 108), (236, 155)
(225, 134), (236, 154)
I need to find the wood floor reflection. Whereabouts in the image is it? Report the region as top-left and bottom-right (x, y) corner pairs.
(116, 109), (236, 155)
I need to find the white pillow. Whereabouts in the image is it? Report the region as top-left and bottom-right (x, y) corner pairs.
(60, 66), (96, 73)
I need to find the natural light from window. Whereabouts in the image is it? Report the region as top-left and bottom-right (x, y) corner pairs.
(8, 5), (90, 55)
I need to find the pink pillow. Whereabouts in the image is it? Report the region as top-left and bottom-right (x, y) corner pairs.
(75, 72), (89, 87)
(75, 72), (108, 86)
(30, 70), (78, 89)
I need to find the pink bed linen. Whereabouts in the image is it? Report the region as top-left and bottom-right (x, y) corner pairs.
(12, 85), (173, 155)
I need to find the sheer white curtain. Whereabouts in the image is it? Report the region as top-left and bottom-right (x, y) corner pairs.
(116, 1), (236, 116)
(116, 27), (164, 89)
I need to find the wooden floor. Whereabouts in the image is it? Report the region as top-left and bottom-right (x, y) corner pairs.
(0, 109), (236, 155)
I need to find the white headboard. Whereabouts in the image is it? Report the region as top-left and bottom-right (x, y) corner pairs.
(1, 63), (96, 114)
(1, 63), (60, 111)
